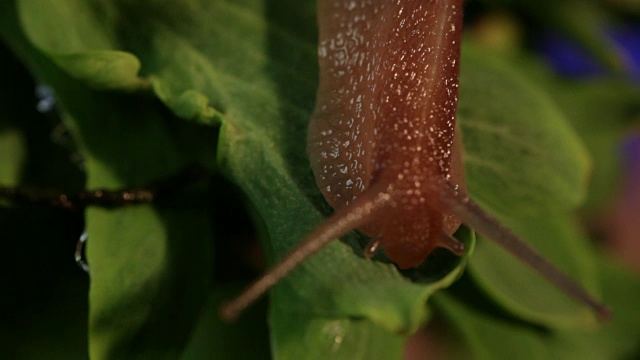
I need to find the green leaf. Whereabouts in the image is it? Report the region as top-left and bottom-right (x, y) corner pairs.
(0, 46), (28, 187)
(468, 215), (600, 327)
(551, 79), (640, 212)
(87, 205), (212, 359)
(433, 256), (640, 360)
(34, 0), (473, 340)
(13, 2), (477, 356)
(4, 4), (219, 354)
(0, 127), (25, 186)
(181, 287), (270, 360)
(58, 87), (217, 358)
(52, 51), (149, 91)
(458, 48), (599, 327)
(4, 0), (626, 358)
(459, 49), (590, 212)
(270, 313), (406, 360)
(17, 0), (149, 91)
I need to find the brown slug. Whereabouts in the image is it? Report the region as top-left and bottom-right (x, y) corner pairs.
(220, 0), (611, 322)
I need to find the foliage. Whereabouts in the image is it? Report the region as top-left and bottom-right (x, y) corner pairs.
(1, 0), (639, 359)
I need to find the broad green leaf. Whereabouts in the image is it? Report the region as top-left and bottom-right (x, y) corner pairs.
(38, 0), (469, 332)
(87, 205), (212, 359)
(433, 256), (640, 360)
(18, 0), (149, 91)
(14, 2), (476, 357)
(585, 258), (640, 359)
(4, 0), (623, 358)
(0, 44), (28, 187)
(0, 127), (25, 186)
(459, 49), (590, 212)
(464, 39), (640, 213)
(270, 228), (474, 359)
(458, 48), (599, 327)
(435, 292), (555, 360)
(468, 215), (600, 327)
(58, 87), (217, 359)
(181, 287), (270, 360)
(51, 51), (149, 91)
(551, 80), (640, 212)
(5, 4), (219, 355)
(270, 313), (405, 360)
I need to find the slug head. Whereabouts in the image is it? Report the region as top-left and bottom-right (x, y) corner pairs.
(308, 0), (465, 268)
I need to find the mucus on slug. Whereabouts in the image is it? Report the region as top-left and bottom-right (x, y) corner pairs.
(220, 0), (611, 322)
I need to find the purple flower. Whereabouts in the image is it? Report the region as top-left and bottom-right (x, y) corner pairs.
(622, 134), (640, 178)
(539, 26), (640, 81)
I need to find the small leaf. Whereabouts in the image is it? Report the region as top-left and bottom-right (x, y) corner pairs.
(58, 88), (217, 358)
(181, 287), (270, 360)
(458, 48), (599, 327)
(459, 48), (590, 212)
(0, 22), (219, 355)
(0, 46), (29, 187)
(270, 313), (406, 360)
(0, 127), (25, 186)
(18, 0), (148, 90)
(52, 51), (149, 91)
(469, 215), (600, 327)
(551, 79), (640, 212)
(434, 256), (640, 360)
(87, 206), (212, 359)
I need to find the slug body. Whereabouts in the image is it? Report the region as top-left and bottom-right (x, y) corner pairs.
(220, 0), (610, 322)
(308, 0), (465, 268)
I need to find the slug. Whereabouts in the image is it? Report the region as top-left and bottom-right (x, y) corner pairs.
(220, 0), (610, 321)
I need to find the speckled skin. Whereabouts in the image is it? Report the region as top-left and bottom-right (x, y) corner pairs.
(220, 0), (608, 321)
(308, 0), (465, 268)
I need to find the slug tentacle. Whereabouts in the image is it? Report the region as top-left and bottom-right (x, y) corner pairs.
(433, 181), (613, 322)
(220, 183), (394, 322)
(440, 231), (465, 256)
